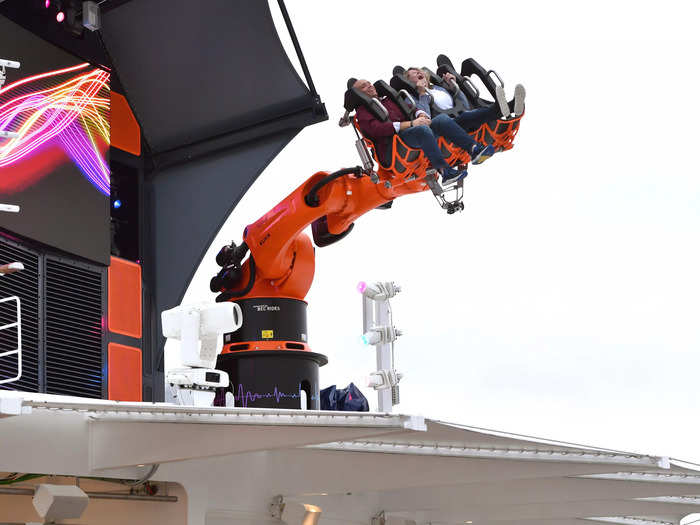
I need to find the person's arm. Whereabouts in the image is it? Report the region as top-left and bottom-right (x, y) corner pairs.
(456, 89), (471, 109)
(441, 72), (472, 109)
(358, 102), (428, 136)
(414, 94), (432, 118)
(356, 106), (396, 138)
(397, 115), (430, 131)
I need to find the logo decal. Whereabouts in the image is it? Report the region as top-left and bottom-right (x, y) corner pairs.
(253, 304), (280, 312)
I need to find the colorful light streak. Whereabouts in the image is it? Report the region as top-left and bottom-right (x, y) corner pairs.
(0, 63), (110, 195)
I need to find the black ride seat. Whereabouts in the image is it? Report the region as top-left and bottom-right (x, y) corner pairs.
(389, 66), (472, 166)
(436, 55), (523, 152)
(343, 77), (428, 177)
(342, 77), (466, 215)
(436, 54), (488, 109)
(389, 65), (469, 120)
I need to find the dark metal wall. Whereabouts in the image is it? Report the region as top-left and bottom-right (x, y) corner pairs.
(0, 235), (107, 398)
(99, 0), (316, 155)
(141, 129), (301, 400)
(1, 0), (327, 401)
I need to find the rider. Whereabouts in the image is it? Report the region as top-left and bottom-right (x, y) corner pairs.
(353, 79), (490, 185)
(404, 67), (525, 136)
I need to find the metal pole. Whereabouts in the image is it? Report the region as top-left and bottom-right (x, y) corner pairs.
(0, 487), (178, 503)
(375, 299), (393, 413)
(276, 0), (319, 100)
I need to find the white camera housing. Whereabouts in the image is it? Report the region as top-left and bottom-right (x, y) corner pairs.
(0, 59), (20, 69)
(0, 58), (20, 90)
(168, 367), (228, 389)
(33, 484), (88, 522)
(162, 301), (242, 369)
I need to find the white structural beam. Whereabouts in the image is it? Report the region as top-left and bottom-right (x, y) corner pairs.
(579, 473), (700, 485)
(583, 517), (677, 525)
(310, 476), (700, 514)
(635, 497), (700, 506)
(309, 441), (669, 467)
(0, 393), (425, 472)
(90, 417), (418, 469)
(375, 499), (699, 524)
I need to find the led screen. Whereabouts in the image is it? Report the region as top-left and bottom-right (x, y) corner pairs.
(0, 16), (110, 264)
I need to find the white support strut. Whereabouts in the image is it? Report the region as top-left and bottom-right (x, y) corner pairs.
(359, 281), (403, 413)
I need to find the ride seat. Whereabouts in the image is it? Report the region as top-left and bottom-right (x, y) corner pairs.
(344, 81), (428, 180)
(344, 78), (469, 180)
(436, 55), (525, 153)
(389, 69), (473, 165)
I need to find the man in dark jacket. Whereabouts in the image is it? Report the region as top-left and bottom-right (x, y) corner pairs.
(353, 78), (473, 185)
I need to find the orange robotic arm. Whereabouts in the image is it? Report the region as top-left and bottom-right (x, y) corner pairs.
(211, 166), (433, 303)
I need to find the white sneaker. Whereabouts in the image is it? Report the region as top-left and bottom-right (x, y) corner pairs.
(513, 83), (526, 116)
(495, 85), (510, 119)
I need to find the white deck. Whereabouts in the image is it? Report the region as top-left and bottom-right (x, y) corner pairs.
(0, 391), (698, 525)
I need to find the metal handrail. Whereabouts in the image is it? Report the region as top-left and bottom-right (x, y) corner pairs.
(0, 295), (21, 385)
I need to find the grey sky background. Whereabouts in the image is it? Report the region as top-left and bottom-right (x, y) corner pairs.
(176, 1), (700, 464)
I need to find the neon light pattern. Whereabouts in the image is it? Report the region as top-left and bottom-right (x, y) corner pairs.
(0, 63), (110, 195)
(235, 383), (319, 408)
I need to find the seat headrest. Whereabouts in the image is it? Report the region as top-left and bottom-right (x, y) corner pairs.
(346, 77), (358, 90)
(392, 65), (405, 77)
(344, 87), (366, 112)
(390, 75), (418, 98)
(436, 53), (455, 69)
(437, 65), (454, 78)
(343, 86), (388, 122)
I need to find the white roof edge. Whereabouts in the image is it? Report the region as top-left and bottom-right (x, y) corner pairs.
(308, 441), (668, 466)
(430, 419), (663, 457)
(576, 472), (700, 484)
(582, 517), (677, 525)
(0, 391), (426, 430)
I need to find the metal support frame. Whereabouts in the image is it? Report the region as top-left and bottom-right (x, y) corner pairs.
(276, 0), (320, 102)
(310, 441), (671, 467)
(0, 295), (21, 385)
(361, 281), (403, 413)
(578, 472), (700, 484)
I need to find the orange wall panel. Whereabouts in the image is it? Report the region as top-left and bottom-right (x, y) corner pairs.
(111, 91), (141, 156)
(108, 256), (142, 338)
(108, 343), (142, 401)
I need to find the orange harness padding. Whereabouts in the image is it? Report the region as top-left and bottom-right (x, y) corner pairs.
(474, 111), (524, 152)
(353, 117), (470, 182)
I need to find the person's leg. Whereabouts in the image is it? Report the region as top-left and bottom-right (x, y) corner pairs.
(431, 113), (495, 165)
(398, 125), (449, 170)
(455, 103), (503, 130)
(429, 114), (478, 152)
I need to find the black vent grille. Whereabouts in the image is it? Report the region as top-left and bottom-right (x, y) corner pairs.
(0, 238), (40, 392)
(45, 258), (104, 398)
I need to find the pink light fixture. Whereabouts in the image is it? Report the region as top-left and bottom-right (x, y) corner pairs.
(56, 11), (65, 22)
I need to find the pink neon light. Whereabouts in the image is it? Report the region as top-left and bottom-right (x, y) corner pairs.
(357, 281), (367, 294)
(0, 65), (110, 195)
(0, 63), (89, 97)
(45, 0), (50, 8)
(56, 11), (65, 22)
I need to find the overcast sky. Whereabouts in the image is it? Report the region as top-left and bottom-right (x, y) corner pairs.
(178, 1), (700, 464)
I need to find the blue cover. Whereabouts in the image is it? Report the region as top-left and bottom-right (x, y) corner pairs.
(320, 383), (369, 412)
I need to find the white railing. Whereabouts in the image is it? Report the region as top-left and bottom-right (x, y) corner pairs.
(0, 295), (21, 385)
